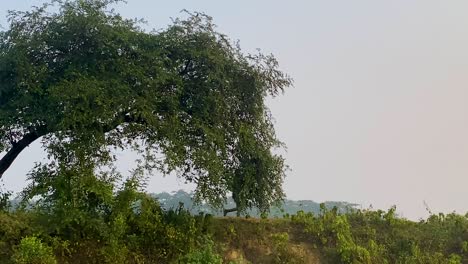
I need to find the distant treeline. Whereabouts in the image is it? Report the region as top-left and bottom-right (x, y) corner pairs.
(7, 189), (357, 218)
(153, 189), (358, 217)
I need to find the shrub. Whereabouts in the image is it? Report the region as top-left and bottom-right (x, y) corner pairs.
(271, 232), (304, 264)
(0, 212), (35, 263)
(11, 236), (56, 264)
(175, 237), (222, 264)
(0, 190), (11, 212)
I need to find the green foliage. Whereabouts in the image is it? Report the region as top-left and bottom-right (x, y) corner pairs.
(11, 236), (56, 264)
(291, 205), (468, 264)
(270, 232), (304, 264)
(0, 189), (11, 211)
(175, 237), (222, 264)
(0, 189), (467, 263)
(0, 211), (37, 263)
(291, 206), (372, 263)
(0, 0), (291, 213)
(0, 166), (216, 263)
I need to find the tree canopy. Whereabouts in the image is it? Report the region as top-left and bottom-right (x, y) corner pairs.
(0, 0), (292, 212)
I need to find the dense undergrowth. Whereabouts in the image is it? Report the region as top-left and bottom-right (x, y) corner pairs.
(289, 206), (468, 263)
(0, 183), (467, 263)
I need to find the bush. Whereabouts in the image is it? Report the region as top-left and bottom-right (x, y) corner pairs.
(11, 236), (56, 264)
(271, 232), (304, 264)
(0, 190), (11, 212)
(291, 206), (468, 264)
(0, 212), (35, 263)
(175, 238), (222, 264)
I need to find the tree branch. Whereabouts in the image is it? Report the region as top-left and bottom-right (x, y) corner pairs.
(0, 128), (47, 179)
(179, 59), (193, 76)
(223, 207), (238, 217)
(0, 114), (145, 180)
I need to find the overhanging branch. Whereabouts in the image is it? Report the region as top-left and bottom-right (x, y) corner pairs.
(0, 114), (147, 179)
(0, 128), (47, 179)
(223, 207), (238, 216)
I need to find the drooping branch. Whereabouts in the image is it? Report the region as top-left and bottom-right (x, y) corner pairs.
(0, 114), (148, 179)
(0, 128), (48, 179)
(223, 207), (238, 217)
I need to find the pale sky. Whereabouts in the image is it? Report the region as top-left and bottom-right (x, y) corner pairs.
(1, 0), (468, 220)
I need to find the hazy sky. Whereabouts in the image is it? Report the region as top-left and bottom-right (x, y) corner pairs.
(1, 0), (468, 220)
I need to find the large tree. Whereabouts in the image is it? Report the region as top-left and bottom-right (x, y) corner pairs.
(0, 0), (291, 212)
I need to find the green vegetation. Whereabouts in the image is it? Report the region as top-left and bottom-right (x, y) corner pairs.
(289, 206), (468, 263)
(0, 172), (217, 263)
(1, 184), (466, 263)
(11, 236), (56, 264)
(0, 1), (466, 263)
(0, 0), (290, 214)
(208, 207), (468, 263)
(176, 238), (223, 264)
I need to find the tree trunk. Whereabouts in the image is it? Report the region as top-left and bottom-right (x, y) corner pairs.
(0, 130), (44, 179)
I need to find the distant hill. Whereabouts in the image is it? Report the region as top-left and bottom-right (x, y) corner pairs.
(152, 190), (358, 217)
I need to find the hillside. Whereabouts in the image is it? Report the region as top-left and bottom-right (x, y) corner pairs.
(1, 191), (467, 263)
(210, 209), (468, 263)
